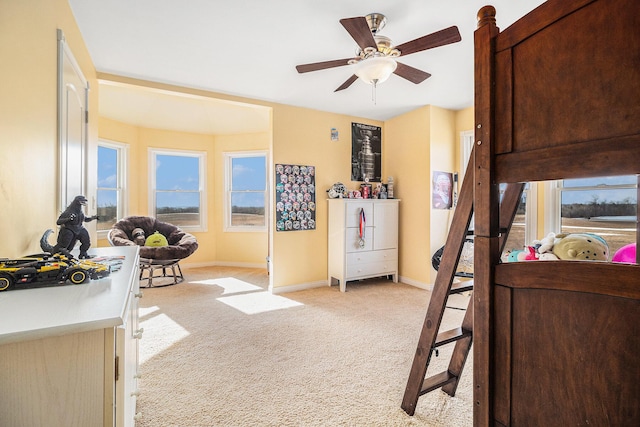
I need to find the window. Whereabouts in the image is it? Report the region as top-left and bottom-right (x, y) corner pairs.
(501, 183), (537, 255)
(224, 151), (267, 231)
(549, 175), (637, 255)
(97, 141), (127, 233)
(149, 149), (206, 231)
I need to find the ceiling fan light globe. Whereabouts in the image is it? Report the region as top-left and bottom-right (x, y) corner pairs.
(354, 56), (397, 85)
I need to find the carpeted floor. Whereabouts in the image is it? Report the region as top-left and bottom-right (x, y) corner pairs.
(135, 266), (473, 426)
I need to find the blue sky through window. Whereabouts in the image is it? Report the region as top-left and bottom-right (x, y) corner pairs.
(156, 155), (199, 191)
(232, 156), (266, 208)
(98, 146), (117, 206)
(232, 156), (265, 191)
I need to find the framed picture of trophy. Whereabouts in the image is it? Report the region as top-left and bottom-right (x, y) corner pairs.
(351, 122), (382, 182)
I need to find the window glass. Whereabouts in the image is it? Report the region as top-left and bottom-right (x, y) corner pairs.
(151, 150), (205, 230)
(97, 144), (124, 231)
(563, 176), (636, 187)
(560, 176), (636, 255)
(501, 183), (531, 256)
(226, 153), (267, 230)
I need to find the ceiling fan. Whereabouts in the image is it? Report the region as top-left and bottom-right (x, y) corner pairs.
(295, 13), (461, 92)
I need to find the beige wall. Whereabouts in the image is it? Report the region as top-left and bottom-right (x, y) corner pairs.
(385, 107), (431, 286)
(0, 0), (97, 257)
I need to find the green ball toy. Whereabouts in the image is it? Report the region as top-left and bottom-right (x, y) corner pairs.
(145, 231), (168, 247)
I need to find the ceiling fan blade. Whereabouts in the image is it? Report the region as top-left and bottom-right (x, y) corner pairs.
(296, 58), (353, 74)
(340, 17), (377, 50)
(335, 75), (359, 92)
(394, 62), (431, 84)
(395, 26), (462, 57)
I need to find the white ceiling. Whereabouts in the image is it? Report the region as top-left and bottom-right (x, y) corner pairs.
(68, 0), (546, 135)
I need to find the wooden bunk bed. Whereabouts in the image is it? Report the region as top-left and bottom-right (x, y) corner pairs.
(473, 0), (640, 425)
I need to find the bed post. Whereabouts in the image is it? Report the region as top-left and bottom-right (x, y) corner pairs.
(473, 6), (500, 427)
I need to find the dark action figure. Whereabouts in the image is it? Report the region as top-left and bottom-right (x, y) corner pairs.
(41, 195), (99, 259)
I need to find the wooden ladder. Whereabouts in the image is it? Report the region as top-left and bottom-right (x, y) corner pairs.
(401, 152), (524, 416)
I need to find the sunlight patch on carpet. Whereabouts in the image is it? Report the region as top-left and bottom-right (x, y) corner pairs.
(139, 306), (160, 317)
(139, 312), (190, 364)
(191, 277), (262, 294)
(217, 291), (303, 314)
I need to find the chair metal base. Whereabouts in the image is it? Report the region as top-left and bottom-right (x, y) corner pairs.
(139, 258), (184, 288)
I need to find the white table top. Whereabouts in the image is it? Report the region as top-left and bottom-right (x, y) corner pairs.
(0, 245), (139, 345)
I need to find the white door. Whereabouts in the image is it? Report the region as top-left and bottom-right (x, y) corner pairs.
(58, 29), (88, 211)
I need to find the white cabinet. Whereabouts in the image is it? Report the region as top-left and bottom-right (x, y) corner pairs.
(0, 246), (141, 427)
(328, 199), (399, 292)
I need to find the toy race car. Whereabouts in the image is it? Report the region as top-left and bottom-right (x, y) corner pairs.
(0, 252), (110, 292)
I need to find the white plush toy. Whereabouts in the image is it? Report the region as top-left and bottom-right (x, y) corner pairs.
(534, 232), (559, 255)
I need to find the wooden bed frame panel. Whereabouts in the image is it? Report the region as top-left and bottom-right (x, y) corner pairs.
(494, 0), (640, 159)
(473, 0), (640, 425)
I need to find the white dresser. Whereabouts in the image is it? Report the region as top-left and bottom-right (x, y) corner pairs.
(328, 198), (400, 292)
(0, 245), (141, 427)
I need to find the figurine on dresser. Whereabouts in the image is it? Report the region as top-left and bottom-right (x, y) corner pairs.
(40, 195), (99, 259)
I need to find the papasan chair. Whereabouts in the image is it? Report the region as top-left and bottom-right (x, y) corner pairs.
(108, 216), (198, 287)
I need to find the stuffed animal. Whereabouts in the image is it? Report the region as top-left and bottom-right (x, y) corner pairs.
(507, 249), (525, 262)
(534, 232), (560, 255)
(552, 233), (609, 261)
(145, 231), (168, 247)
(506, 232), (608, 262)
(132, 228), (146, 246)
(612, 242), (636, 263)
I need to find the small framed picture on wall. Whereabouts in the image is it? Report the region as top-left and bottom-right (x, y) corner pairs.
(432, 171), (453, 209)
(351, 122), (382, 182)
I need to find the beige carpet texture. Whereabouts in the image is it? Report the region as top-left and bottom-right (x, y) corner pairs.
(135, 266), (473, 426)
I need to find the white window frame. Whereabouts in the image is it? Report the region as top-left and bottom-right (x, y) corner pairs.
(97, 139), (128, 238)
(224, 150), (268, 232)
(148, 148), (207, 232)
(460, 130), (474, 178)
(516, 182), (538, 245)
(544, 177), (637, 235)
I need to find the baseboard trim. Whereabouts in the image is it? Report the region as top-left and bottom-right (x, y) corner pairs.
(398, 275), (433, 291)
(271, 280), (327, 295)
(181, 261), (268, 270)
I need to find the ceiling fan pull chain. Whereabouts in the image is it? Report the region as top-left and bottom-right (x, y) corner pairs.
(372, 79), (378, 105)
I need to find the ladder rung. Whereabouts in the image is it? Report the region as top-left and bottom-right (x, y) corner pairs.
(449, 280), (473, 294)
(434, 327), (472, 348)
(419, 371), (457, 395)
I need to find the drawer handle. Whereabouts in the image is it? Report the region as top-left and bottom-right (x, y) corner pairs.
(135, 291), (144, 298)
(134, 372), (143, 379)
(134, 328), (144, 339)
(131, 390), (141, 397)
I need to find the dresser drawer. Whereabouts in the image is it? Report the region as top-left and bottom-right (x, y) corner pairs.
(346, 249), (397, 266)
(346, 258), (397, 279)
